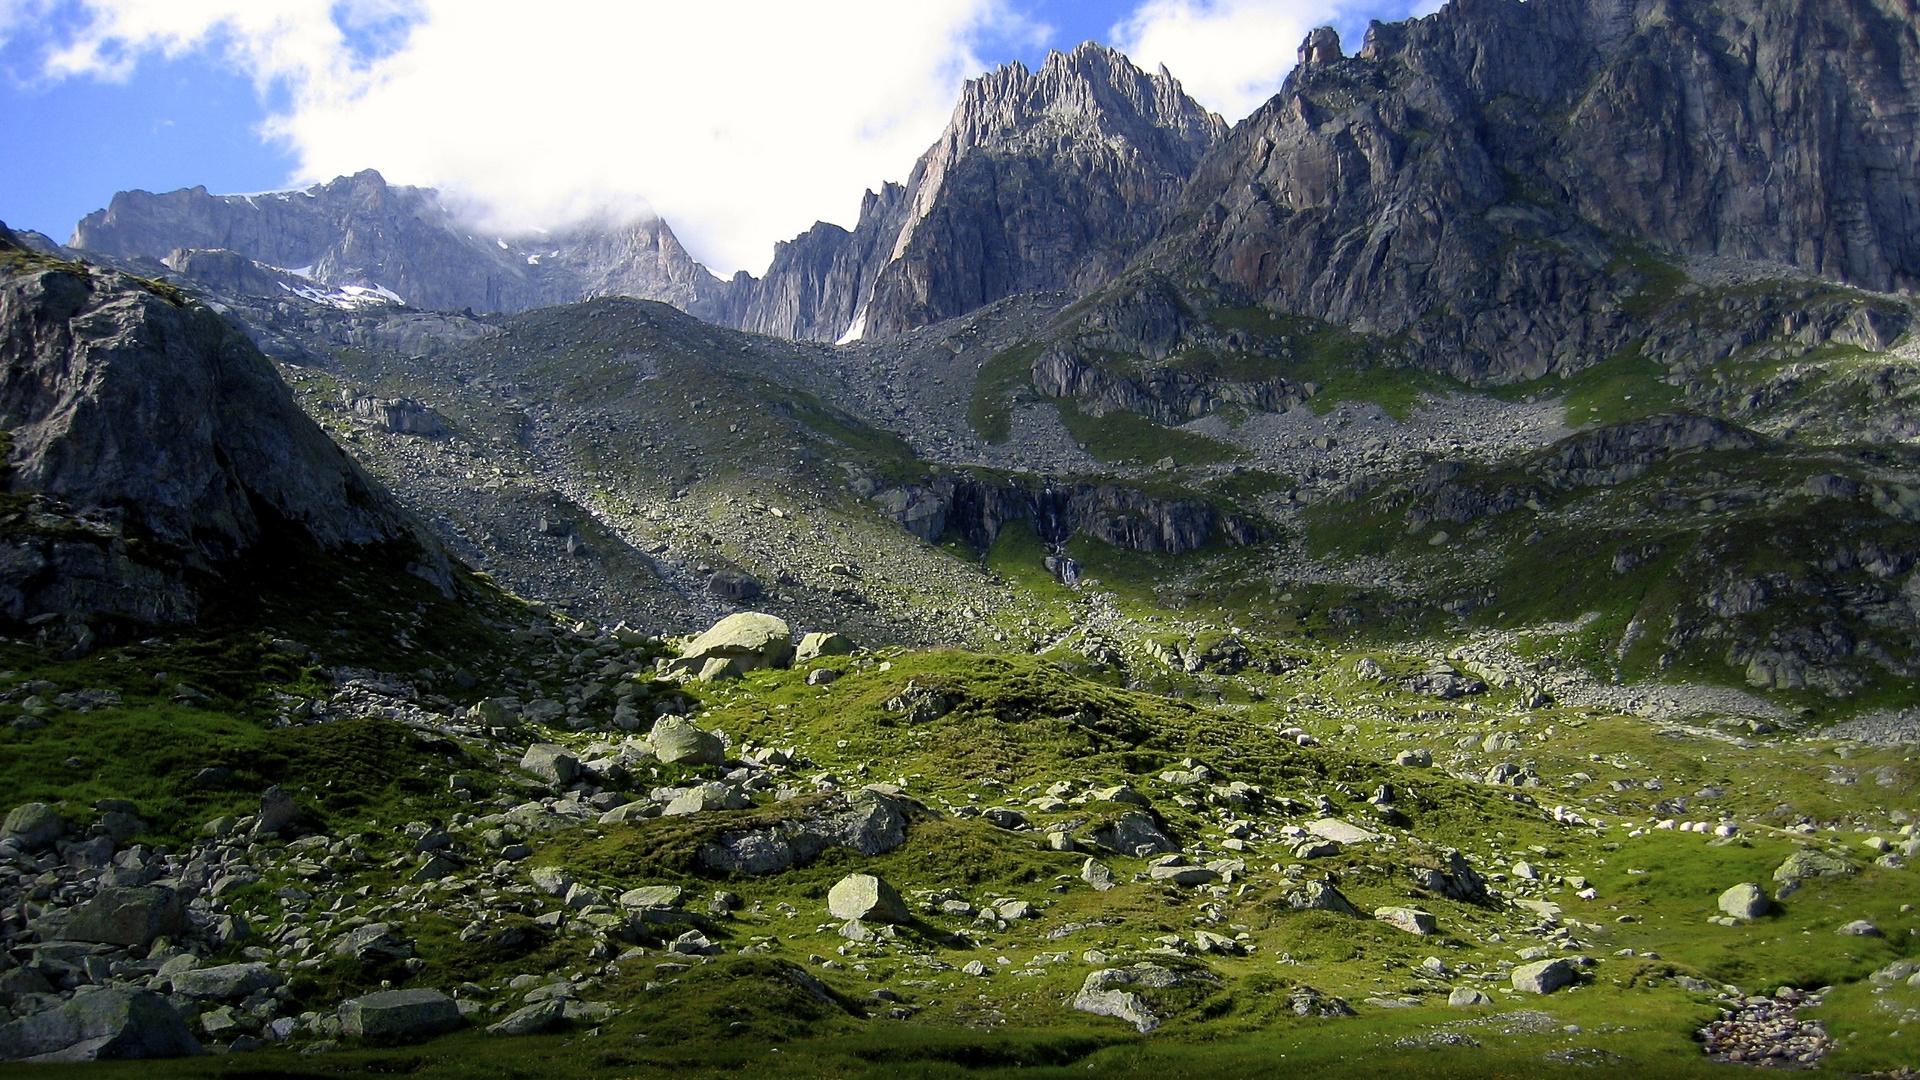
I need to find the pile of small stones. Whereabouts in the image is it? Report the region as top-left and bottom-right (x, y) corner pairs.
(1697, 986), (1830, 1066)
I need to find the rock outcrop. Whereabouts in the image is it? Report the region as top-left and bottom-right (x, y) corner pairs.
(875, 475), (1260, 556)
(0, 233), (445, 630)
(1157, 0), (1920, 382)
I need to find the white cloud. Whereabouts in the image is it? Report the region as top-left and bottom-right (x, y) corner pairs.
(9, 0), (1011, 275)
(1114, 0), (1443, 122)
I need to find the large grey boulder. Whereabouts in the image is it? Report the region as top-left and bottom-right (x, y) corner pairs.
(795, 632), (854, 664)
(1774, 849), (1854, 883)
(1072, 964), (1185, 1033)
(1307, 818), (1380, 845)
(0, 988), (201, 1062)
(520, 744), (580, 786)
(1375, 907), (1437, 935)
(168, 962), (279, 1001)
(668, 613), (793, 675)
(2, 803), (64, 850)
(697, 791), (914, 874)
(487, 999), (565, 1036)
(339, 989), (463, 1041)
(61, 887), (183, 948)
(1718, 883), (1771, 920)
(649, 717), (726, 766)
(332, 923), (414, 964)
(252, 786), (300, 836)
(1511, 958), (1578, 995)
(827, 873), (910, 923)
(1285, 880), (1358, 915)
(1089, 811), (1179, 856)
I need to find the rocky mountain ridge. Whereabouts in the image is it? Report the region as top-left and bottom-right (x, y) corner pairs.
(67, 45), (1223, 347)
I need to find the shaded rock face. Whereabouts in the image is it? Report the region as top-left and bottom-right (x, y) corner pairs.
(877, 475), (1259, 556)
(1168, 0), (1920, 382)
(0, 241), (444, 628)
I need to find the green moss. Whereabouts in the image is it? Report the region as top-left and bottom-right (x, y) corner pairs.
(970, 342), (1047, 444)
(1050, 398), (1242, 467)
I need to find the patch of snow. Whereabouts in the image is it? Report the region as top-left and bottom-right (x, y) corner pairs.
(527, 255), (541, 265)
(496, 238), (509, 250)
(837, 308), (868, 345)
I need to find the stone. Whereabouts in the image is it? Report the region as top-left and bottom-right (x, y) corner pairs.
(697, 657), (741, 682)
(706, 569), (762, 602)
(1449, 987), (1493, 1007)
(671, 613), (793, 674)
(2, 803), (64, 849)
(1717, 883), (1770, 921)
(169, 962), (280, 1001)
(1288, 985), (1356, 1018)
(618, 885), (685, 910)
(519, 744), (580, 786)
(1511, 958), (1578, 995)
(0, 988), (200, 1062)
(806, 668), (840, 686)
(339, 989), (462, 1041)
(528, 866), (574, 896)
(599, 801), (655, 824)
(795, 632), (854, 664)
(981, 807), (1028, 830)
(1089, 811), (1179, 855)
(1146, 858), (1220, 886)
(649, 716), (726, 766)
(332, 923), (414, 964)
(1836, 919), (1881, 937)
(487, 1000), (565, 1036)
(1090, 785), (1151, 807)
(61, 886), (183, 948)
(826, 873), (910, 924)
(1773, 849), (1854, 883)
(1375, 907), (1437, 935)
(1285, 880), (1358, 915)
(1307, 818), (1380, 845)
(1073, 972), (1162, 1033)
(252, 786), (300, 837)
(94, 811), (145, 845)
(1081, 858), (1117, 891)
(1394, 749), (1432, 767)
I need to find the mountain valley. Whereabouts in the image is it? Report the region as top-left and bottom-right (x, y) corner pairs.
(2, 0), (1919, 1076)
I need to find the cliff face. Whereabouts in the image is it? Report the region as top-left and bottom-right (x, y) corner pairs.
(1162, 0), (1920, 381)
(0, 230), (443, 628)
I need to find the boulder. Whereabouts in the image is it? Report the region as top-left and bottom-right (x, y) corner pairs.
(331, 923), (414, 964)
(1449, 987), (1493, 1007)
(252, 786), (300, 837)
(1081, 858), (1117, 892)
(1073, 967), (1179, 1033)
(706, 569), (762, 602)
(650, 717), (726, 766)
(795, 631), (854, 664)
(168, 962), (279, 1001)
(1285, 880), (1359, 915)
(1375, 907), (1437, 935)
(339, 989), (463, 1041)
(519, 744), (580, 786)
(1089, 811), (1179, 856)
(1511, 958), (1578, 995)
(1773, 849), (1854, 883)
(61, 887), (183, 948)
(1307, 818), (1380, 845)
(487, 999), (565, 1036)
(1837, 919), (1882, 937)
(670, 613), (793, 674)
(826, 873), (909, 924)
(618, 885), (685, 910)
(1717, 883), (1770, 920)
(697, 790), (913, 874)
(0, 988), (200, 1062)
(2, 803), (65, 850)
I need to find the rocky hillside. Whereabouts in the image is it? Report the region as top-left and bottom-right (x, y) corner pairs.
(0, 224), (447, 637)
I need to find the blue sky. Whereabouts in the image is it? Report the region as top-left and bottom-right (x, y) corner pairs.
(0, 0), (1444, 269)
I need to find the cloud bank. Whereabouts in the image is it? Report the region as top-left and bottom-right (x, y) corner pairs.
(5, 0), (1443, 274)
